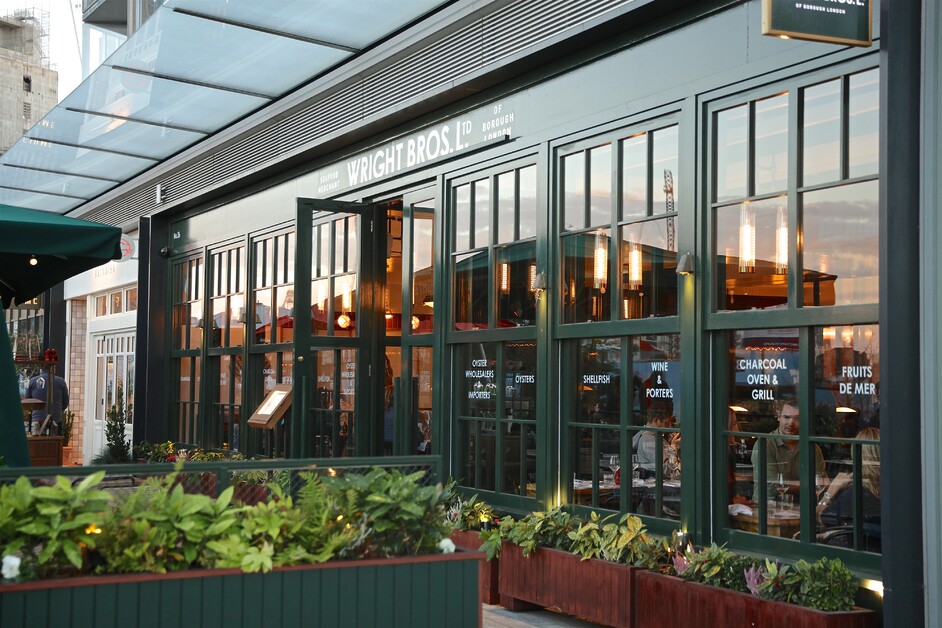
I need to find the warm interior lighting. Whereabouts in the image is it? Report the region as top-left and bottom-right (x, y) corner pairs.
(842, 328), (854, 346)
(628, 241), (642, 289)
(779, 35), (790, 40)
(728, 405), (749, 413)
(337, 313), (351, 329)
(342, 289), (352, 312)
(411, 315), (420, 330)
(822, 327), (836, 343)
(835, 406), (858, 413)
(739, 204), (755, 273)
(774, 205), (788, 274)
(500, 262), (510, 294)
(384, 308), (393, 320)
(860, 579), (884, 598)
(594, 233), (608, 291)
(529, 263), (537, 291)
(423, 294), (434, 308)
(28, 255), (38, 266)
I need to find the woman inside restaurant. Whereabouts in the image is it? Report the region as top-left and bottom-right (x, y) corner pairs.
(815, 427), (881, 551)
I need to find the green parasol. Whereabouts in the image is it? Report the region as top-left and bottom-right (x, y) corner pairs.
(0, 204), (122, 466)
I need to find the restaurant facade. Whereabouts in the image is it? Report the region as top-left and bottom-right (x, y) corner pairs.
(60, 0), (938, 624)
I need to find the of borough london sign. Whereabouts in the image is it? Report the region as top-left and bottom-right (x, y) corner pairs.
(762, 0), (872, 47)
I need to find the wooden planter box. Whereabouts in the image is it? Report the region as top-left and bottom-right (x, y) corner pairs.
(634, 569), (877, 628)
(0, 551), (482, 628)
(450, 529), (499, 604)
(498, 542), (635, 628)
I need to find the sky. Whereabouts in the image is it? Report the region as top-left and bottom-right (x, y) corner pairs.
(0, 0), (89, 100)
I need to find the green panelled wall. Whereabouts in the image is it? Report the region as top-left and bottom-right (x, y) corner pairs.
(0, 555), (480, 628)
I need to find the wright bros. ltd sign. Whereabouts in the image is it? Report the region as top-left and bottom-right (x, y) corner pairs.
(762, 0), (872, 47)
(314, 101), (516, 196)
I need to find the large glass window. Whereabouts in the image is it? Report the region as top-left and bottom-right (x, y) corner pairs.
(209, 246), (246, 348)
(452, 163), (538, 330)
(714, 70), (878, 312)
(172, 257), (202, 351)
(713, 66), (880, 557)
(455, 341), (537, 496)
(311, 348), (356, 457)
(254, 232), (295, 344)
(311, 216), (358, 337)
(723, 326), (881, 553)
(565, 335), (682, 522)
(561, 123), (679, 323)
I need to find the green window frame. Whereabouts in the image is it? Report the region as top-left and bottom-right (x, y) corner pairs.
(707, 62), (881, 575)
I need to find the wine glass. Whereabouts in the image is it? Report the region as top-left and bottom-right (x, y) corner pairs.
(815, 473), (826, 498)
(774, 473), (789, 512)
(631, 454), (640, 481)
(609, 454), (620, 485)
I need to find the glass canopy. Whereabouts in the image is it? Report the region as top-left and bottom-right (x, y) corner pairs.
(0, 0), (450, 214)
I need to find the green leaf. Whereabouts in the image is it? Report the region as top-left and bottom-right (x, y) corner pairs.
(62, 539), (83, 569)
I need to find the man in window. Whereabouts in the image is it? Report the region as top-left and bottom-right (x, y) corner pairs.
(750, 401), (825, 502)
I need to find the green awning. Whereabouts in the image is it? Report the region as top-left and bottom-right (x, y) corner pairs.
(0, 204), (122, 308)
(0, 204), (121, 467)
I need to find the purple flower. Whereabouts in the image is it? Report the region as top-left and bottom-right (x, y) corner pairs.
(744, 564), (766, 596)
(672, 552), (689, 576)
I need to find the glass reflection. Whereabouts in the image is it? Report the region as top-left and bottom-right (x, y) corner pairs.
(619, 219), (678, 319)
(563, 151), (586, 231)
(849, 69), (879, 179)
(562, 229), (611, 323)
(651, 126), (679, 213)
(802, 181), (878, 306)
(802, 79), (841, 187)
(454, 251), (488, 330)
(715, 105), (748, 202)
(754, 94), (789, 195)
(474, 179), (491, 248)
(621, 134), (647, 219)
(715, 197), (789, 311)
(496, 243), (537, 327)
(518, 165), (537, 239)
(411, 207), (435, 335)
(589, 143), (612, 227)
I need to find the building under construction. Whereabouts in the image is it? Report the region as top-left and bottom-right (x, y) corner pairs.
(0, 9), (56, 155)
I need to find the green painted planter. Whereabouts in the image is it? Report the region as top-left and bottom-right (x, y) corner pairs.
(0, 551), (482, 628)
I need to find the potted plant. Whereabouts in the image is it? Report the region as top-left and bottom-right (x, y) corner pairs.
(0, 467), (482, 628)
(634, 542), (878, 628)
(60, 409), (74, 464)
(481, 507), (644, 627)
(90, 398), (132, 464)
(447, 492), (499, 603)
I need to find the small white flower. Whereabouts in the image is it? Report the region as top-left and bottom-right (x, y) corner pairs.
(2, 555), (21, 580)
(438, 538), (456, 554)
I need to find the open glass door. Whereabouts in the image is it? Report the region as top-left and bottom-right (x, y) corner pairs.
(378, 189), (437, 457)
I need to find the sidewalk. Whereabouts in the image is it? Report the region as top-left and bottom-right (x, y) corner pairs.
(482, 604), (602, 627)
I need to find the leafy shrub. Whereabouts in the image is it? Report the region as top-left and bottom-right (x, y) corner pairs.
(324, 468), (452, 559)
(680, 543), (754, 592)
(95, 470), (237, 573)
(445, 490), (495, 532)
(0, 473), (111, 579)
(754, 557), (857, 611)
